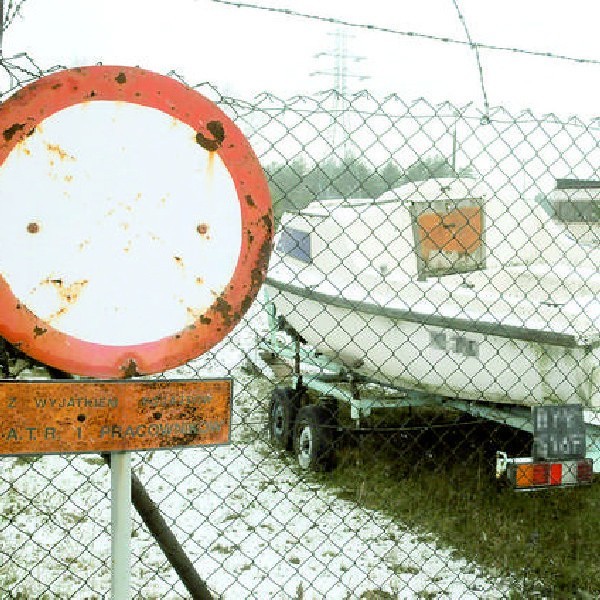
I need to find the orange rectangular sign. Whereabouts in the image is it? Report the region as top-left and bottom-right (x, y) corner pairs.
(417, 206), (483, 259)
(0, 379), (231, 456)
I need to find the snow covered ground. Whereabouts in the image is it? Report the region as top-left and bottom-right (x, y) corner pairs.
(0, 309), (514, 598)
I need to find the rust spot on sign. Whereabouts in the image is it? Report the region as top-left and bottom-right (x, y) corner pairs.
(3, 123), (25, 142)
(0, 379), (231, 455)
(121, 359), (140, 379)
(27, 222), (40, 234)
(186, 306), (202, 324)
(214, 295), (235, 327)
(42, 278), (89, 303)
(195, 120), (225, 152)
(196, 223), (209, 236)
(45, 143), (75, 161)
(115, 72), (127, 85)
(41, 278), (90, 322)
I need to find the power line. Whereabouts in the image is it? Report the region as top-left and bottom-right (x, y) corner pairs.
(210, 0), (600, 68)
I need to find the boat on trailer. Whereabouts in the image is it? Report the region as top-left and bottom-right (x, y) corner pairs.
(263, 177), (600, 485)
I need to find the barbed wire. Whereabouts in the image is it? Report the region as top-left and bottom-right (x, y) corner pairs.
(1, 0), (26, 32)
(210, 0), (600, 68)
(450, 0), (490, 119)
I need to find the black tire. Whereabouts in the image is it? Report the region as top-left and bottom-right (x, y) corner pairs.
(293, 405), (335, 471)
(268, 387), (301, 450)
(318, 396), (339, 426)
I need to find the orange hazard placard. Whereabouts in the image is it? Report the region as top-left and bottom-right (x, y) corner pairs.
(0, 379), (231, 456)
(417, 207), (482, 259)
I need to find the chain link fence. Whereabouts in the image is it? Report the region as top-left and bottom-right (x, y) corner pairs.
(1, 59), (600, 598)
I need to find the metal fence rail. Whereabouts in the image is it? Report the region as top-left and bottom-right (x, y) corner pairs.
(1, 69), (600, 598)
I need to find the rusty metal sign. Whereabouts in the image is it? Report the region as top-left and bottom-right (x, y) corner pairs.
(0, 66), (272, 377)
(0, 379), (231, 455)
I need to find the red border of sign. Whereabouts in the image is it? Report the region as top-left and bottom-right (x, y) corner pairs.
(0, 66), (273, 377)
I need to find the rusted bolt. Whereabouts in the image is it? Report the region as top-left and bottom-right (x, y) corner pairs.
(77, 414), (86, 423)
(121, 359), (140, 379)
(153, 412), (162, 420)
(27, 222), (40, 234)
(196, 223), (209, 235)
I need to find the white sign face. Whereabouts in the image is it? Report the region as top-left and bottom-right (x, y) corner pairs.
(0, 66), (273, 377)
(0, 101), (241, 346)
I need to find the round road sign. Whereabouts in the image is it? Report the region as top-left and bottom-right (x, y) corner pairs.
(0, 66), (272, 377)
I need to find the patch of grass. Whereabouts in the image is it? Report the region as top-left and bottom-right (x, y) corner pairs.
(390, 563), (420, 576)
(13, 455), (41, 466)
(80, 456), (105, 466)
(211, 542), (239, 555)
(360, 590), (397, 599)
(310, 407), (600, 597)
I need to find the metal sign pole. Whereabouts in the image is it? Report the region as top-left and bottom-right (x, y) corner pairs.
(111, 451), (132, 599)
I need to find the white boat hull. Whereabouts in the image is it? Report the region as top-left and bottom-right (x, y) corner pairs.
(267, 279), (600, 409)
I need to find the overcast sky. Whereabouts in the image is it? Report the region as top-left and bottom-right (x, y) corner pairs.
(3, 0), (600, 119)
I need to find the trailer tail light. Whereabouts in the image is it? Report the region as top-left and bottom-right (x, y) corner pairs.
(515, 463), (548, 487)
(578, 460), (593, 483)
(503, 457), (593, 491)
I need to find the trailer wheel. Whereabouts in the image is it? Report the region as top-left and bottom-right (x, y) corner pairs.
(268, 387), (301, 450)
(293, 405), (335, 471)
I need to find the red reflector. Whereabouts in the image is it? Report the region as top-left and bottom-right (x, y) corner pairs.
(578, 461), (593, 483)
(532, 463), (549, 486)
(549, 463), (562, 485)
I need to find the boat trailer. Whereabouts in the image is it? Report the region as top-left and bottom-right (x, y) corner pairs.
(260, 294), (600, 490)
